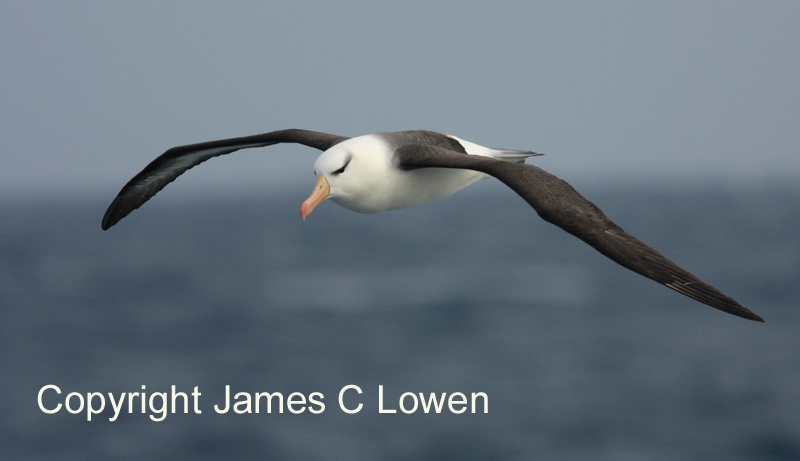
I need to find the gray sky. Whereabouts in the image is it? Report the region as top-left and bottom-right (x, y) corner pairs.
(2, 1), (798, 201)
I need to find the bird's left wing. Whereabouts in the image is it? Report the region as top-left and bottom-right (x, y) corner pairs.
(102, 129), (348, 230)
(396, 143), (763, 322)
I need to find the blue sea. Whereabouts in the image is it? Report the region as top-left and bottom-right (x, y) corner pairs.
(2, 184), (799, 459)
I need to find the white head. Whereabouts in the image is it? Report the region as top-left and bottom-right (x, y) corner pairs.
(300, 135), (393, 218)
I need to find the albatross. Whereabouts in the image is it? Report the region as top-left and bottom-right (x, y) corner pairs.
(101, 129), (763, 322)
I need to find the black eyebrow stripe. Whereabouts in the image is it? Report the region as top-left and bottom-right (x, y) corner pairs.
(335, 154), (352, 173)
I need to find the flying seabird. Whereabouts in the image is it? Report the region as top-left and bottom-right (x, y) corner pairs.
(101, 129), (764, 322)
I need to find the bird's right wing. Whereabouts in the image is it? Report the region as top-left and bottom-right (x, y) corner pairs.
(101, 129), (348, 230)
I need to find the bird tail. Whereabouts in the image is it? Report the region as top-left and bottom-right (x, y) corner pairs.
(490, 148), (544, 163)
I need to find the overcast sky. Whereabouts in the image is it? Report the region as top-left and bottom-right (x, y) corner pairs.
(2, 1), (798, 201)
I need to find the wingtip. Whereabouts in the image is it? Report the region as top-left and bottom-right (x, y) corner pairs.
(747, 312), (766, 323)
(100, 208), (118, 231)
(733, 307), (764, 322)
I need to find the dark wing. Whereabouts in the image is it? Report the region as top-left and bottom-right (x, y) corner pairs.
(397, 144), (764, 322)
(102, 129), (348, 230)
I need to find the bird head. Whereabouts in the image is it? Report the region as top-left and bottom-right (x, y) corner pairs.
(300, 136), (391, 219)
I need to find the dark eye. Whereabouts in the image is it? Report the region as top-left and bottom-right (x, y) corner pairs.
(331, 155), (352, 175)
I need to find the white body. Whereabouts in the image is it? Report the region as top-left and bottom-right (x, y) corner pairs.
(313, 134), (523, 214)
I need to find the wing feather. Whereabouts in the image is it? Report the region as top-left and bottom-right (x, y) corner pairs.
(397, 144), (763, 322)
(101, 129), (348, 230)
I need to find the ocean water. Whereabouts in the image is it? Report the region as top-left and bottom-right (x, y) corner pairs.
(2, 184), (799, 459)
